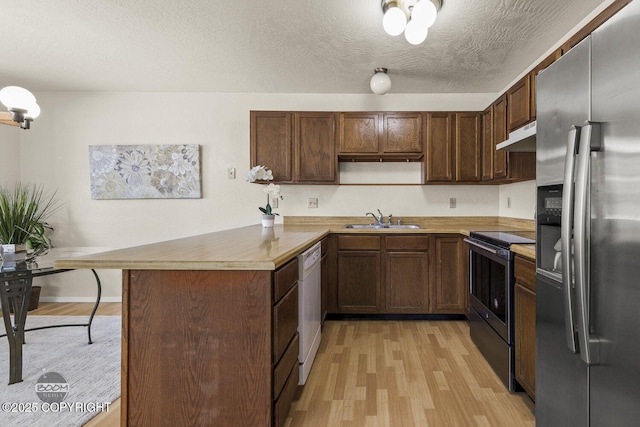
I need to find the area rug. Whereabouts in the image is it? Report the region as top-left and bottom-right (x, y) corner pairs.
(0, 316), (121, 427)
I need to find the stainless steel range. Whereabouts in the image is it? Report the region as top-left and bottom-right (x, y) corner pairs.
(464, 230), (535, 392)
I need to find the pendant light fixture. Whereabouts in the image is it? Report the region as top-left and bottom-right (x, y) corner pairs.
(370, 68), (391, 95)
(0, 86), (40, 129)
(381, 0), (442, 45)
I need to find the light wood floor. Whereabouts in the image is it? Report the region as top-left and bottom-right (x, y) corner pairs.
(26, 304), (535, 426)
(286, 320), (535, 427)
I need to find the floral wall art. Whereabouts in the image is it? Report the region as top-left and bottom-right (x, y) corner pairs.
(89, 144), (201, 199)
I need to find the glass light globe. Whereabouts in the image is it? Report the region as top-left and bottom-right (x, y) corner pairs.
(370, 70), (392, 95)
(25, 103), (41, 120)
(405, 19), (429, 45)
(0, 86), (36, 111)
(411, 0), (438, 28)
(383, 6), (407, 36)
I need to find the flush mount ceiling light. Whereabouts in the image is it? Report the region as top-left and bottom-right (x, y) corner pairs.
(370, 68), (391, 95)
(0, 86), (40, 130)
(381, 0), (442, 45)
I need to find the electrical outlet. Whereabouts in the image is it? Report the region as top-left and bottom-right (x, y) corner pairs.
(507, 197), (512, 208)
(307, 197), (318, 208)
(227, 167), (236, 179)
(449, 197), (456, 209)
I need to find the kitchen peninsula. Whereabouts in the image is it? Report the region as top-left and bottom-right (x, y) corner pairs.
(55, 216), (533, 427)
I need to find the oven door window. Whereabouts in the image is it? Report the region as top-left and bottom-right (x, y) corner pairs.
(471, 250), (507, 322)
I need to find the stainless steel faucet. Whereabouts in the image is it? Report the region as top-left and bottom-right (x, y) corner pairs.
(366, 212), (382, 224)
(366, 210), (392, 225)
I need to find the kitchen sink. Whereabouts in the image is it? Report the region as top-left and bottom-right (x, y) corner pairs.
(343, 224), (421, 229)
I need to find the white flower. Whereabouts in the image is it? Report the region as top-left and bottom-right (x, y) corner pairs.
(263, 183), (283, 199)
(245, 165), (274, 182)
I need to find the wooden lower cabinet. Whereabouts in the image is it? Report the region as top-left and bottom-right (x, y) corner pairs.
(430, 235), (467, 314)
(337, 236), (382, 312)
(385, 235), (430, 313)
(337, 234), (430, 314)
(386, 251), (429, 312)
(122, 258), (300, 427)
(514, 255), (536, 401)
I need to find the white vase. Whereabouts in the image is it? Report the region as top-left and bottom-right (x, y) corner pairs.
(261, 214), (275, 228)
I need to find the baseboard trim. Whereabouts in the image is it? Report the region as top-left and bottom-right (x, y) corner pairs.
(40, 296), (122, 303)
(325, 313), (467, 321)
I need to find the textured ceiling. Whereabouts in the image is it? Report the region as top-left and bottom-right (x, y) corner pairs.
(0, 0), (607, 94)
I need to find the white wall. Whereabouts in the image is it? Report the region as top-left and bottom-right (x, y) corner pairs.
(13, 90), (538, 301)
(0, 124), (21, 185)
(499, 180), (536, 219)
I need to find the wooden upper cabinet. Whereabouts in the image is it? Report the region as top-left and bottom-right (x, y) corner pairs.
(493, 95), (508, 180)
(425, 112), (455, 182)
(339, 113), (380, 153)
(531, 49), (562, 121)
(294, 112), (337, 183)
(250, 111), (294, 183)
(455, 112), (481, 182)
(507, 74), (532, 132)
(251, 111), (337, 184)
(382, 112), (423, 153)
(481, 106), (494, 181)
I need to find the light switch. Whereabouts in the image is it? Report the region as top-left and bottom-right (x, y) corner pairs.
(227, 167), (236, 179)
(307, 198), (318, 208)
(449, 198), (456, 208)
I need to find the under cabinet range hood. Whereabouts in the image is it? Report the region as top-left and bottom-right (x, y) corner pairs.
(496, 121), (536, 152)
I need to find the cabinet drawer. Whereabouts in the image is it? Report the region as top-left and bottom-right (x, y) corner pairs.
(274, 364), (299, 427)
(385, 235), (429, 251)
(337, 235), (381, 250)
(274, 258), (299, 303)
(273, 284), (298, 362)
(274, 333), (299, 398)
(515, 255), (536, 292)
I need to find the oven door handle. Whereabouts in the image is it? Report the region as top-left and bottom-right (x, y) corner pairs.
(463, 238), (500, 255)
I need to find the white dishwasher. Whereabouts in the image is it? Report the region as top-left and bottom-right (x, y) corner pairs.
(297, 241), (322, 385)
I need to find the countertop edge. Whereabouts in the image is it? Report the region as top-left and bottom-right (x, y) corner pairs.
(53, 220), (535, 271)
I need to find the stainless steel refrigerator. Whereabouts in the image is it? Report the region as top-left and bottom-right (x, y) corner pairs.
(536, 0), (640, 425)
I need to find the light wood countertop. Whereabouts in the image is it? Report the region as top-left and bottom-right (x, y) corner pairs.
(511, 244), (536, 260)
(54, 216), (535, 271)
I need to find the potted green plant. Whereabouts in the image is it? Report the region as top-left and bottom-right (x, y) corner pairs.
(0, 182), (60, 262)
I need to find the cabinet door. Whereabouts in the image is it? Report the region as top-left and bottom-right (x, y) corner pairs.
(250, 111), (293, 182)
(455, 112), (481, 182)
(531, 49), (561, 121)
(507, 75), (532, 132)
(425, 112), (454, 182)
(430, 236), (466, 313)
(382, 112), (423, 153)
(493, 95), (508, 180)
(320, 235), (337, 320)
(295, 112), (337, 183)
(386, 251), (429, 313)
(481, 106), (494, 181)
(515, 283), (536, 400)
(339, 113), (380, 153)
(337, 251), (381, 312)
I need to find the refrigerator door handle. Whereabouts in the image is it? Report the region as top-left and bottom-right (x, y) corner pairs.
(562, 126), (580, 353)
(573, 121), (601, 365)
